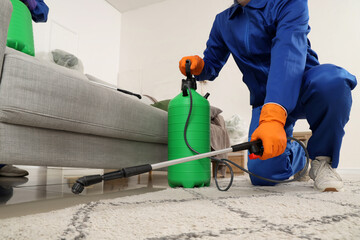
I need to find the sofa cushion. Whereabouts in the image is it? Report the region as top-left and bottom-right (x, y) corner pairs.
(0, 49), (167, 144)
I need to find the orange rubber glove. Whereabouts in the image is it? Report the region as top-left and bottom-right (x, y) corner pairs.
(179, 55), (204, 76)
(250, 103), (287, 160)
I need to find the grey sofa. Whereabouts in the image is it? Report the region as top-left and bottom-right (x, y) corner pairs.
(0, 0), (168, 169)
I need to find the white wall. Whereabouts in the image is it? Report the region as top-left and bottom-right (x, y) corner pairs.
(119, 0), (360, 169)
(32, 0), (121, 85)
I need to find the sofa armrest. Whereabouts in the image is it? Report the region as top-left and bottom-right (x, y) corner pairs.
(0, 0), (13, 79)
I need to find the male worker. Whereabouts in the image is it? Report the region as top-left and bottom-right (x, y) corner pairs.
(179, 0), (357, 191)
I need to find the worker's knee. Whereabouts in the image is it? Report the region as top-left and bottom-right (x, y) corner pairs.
(247, 154), (291, 186)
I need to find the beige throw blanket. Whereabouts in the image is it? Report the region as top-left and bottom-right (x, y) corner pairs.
(210, 106), (231, 177)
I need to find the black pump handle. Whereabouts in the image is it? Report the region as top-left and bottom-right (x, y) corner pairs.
(185, 60), (192, 79)
(182, 59), (197, 96)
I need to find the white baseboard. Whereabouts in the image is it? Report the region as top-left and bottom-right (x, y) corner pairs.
(337, 169), (360, 174)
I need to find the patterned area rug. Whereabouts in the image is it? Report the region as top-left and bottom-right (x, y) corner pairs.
(1, 174), (360, 240)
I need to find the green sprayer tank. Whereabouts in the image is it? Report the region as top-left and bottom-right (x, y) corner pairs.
(7, 0), (35, 56)
(167, 60), (211, 188)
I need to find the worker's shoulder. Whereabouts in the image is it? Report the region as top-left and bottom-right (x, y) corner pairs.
(216, 0), (307, 15)
(214, 0), (308, 22)
(273, 0), (308, 9)
(271, 0), (309, 17)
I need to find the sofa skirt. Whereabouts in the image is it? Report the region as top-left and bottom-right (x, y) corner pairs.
(0, 123), (168, 169)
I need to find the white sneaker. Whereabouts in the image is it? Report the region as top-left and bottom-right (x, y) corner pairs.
(309, 157), (343, 192)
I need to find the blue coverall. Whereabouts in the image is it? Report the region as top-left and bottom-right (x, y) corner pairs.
(196, 0), (357, 185)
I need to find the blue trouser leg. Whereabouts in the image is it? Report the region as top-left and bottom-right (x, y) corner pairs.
(247, 64), (357, 186)
(298, 64), (357, 168)
(0, 164), (5, 169)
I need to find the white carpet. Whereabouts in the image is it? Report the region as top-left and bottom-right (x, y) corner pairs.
(1, 174), (360, 240)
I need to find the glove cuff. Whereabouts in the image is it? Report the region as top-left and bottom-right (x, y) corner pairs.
(192, 55), (204, 76)
(259, 103), (287, 126)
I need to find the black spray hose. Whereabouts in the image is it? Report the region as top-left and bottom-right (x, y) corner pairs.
(184, 85), (310, 191)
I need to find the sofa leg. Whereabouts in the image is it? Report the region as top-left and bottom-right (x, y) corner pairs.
(137, 170), (153, 184)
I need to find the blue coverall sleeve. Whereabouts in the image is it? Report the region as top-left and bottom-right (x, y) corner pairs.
(196, 15), (231, 81)
(264, 0), (310, 113)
